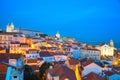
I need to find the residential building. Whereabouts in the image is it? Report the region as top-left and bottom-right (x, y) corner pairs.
(46, 64), (77, 80)
(82, 72), (104, 80)
(80, 48), (100, 61)
(80, 58), (102, 76)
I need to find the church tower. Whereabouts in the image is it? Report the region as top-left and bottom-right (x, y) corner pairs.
(110, 40), (114, 47)
(56, 32), (60, 39)
(6, 23), (14, 32)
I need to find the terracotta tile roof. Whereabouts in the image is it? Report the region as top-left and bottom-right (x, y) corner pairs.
(0, 47), (5, 50)
(0, 64), (7, 80)
(80, 58), (93, 67)
(10, 41), (20, 44)
(0, 63), (8, 72)
(69, 59), (80, 65)
(40, 46), (47, 49)
(0, 54), (22, 63)
(111, 67), (120, 74)
(104, 71), (115, 76)
(27, 59), (37, 63)
(46, 64), (76, 80)
(20, 43), (30, 46)
(39, 51), (53, 57)
(53, 61), (65, 65)
(27, 49), (38, 51)
(82, 72), (104, 80)
(86, 48), (100, 51)
(37, 58), (44, 61)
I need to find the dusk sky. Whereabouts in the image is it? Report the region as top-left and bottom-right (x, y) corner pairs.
(0, 0), (120, 45)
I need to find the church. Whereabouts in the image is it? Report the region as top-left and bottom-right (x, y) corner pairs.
(96, 40), (116, 56)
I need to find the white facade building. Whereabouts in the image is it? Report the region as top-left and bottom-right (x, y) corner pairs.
(80, 48), (100, 61)
(6, 23), (14, 32)
(96, 44), (115, 56)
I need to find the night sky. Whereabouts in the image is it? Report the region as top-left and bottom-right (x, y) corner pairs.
(0, 0), (120, 46)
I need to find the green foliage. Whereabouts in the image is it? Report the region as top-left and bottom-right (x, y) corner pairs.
(39, 34), (48, 38)
(31, 73), (39, 80)
(39, 62), (53, 80)
(24, 65), (39, 80)
(114, 50), (118, 57)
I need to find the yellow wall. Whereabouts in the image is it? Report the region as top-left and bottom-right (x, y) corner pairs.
(0, 49), (6, 53)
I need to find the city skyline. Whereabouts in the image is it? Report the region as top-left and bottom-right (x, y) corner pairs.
(0, 0), (120, 45)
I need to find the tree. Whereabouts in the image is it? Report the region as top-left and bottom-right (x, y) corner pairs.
(24, 65), (33, 80)
(31, 73), (39, 80)
(39, 62), (53, 80)
(114, 50), (118, 57)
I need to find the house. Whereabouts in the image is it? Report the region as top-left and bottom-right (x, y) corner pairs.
(80, 48), (100, 61)
(52, 52), (67, 62)
(39, 51), (55, 62)
(112, 67), (120, 74)
(69, 47), (80, 59)
(0, 32), (22, 44)
(80, 58), (102, 76)
(46, 64), (77, 80)
(104, 71), (120, 80)
(26, 49), (40, 59)
(65, 58), (81, 71)
(82, 72), (104, 80)
(0, 54), (24, 80)
(12, 34), (26, 43)
(10, 42), (30, 54)
(0, 47), (6, 53)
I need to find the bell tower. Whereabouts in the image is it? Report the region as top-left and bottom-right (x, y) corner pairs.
(110, 40), (114, 47)
(56, 32), (60, 39)
(6, 23), (14, 32)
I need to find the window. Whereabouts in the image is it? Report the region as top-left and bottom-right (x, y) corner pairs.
(13, 76), (17, 78)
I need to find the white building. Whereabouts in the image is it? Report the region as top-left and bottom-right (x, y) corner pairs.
(53, 53), (67, 61)
(39, 51), (55, 62)
(26, 49), (40, 59)
(96, 44), (115, 56)
(81, 58), (102, 77)
(6, 23), (14, 32)
(95, 40), (116, 56)
(80, 48), (100, 61)
(55, 32), (60, 39)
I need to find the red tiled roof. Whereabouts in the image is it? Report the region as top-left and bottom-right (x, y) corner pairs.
(104, 71), (115, 76)
(39, 51), (53, 57)
(53, 61), (65, 65)
(0, 54), (22, 63)
(0, 63), (8, 72)
(46, 64), (76, 80)
(82, 72), (104, 80)
(28, 49), (38, 51)
(37, 58), (44, 61)
(80, 58), (93, 67)
(27, 59), (37, 63)
(69, 59), (80, 65)
(20, 43), (30, 46)
(0, 47), (5, 50)
(10, 41), (20, 44)
(86, 48), (100, 51)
